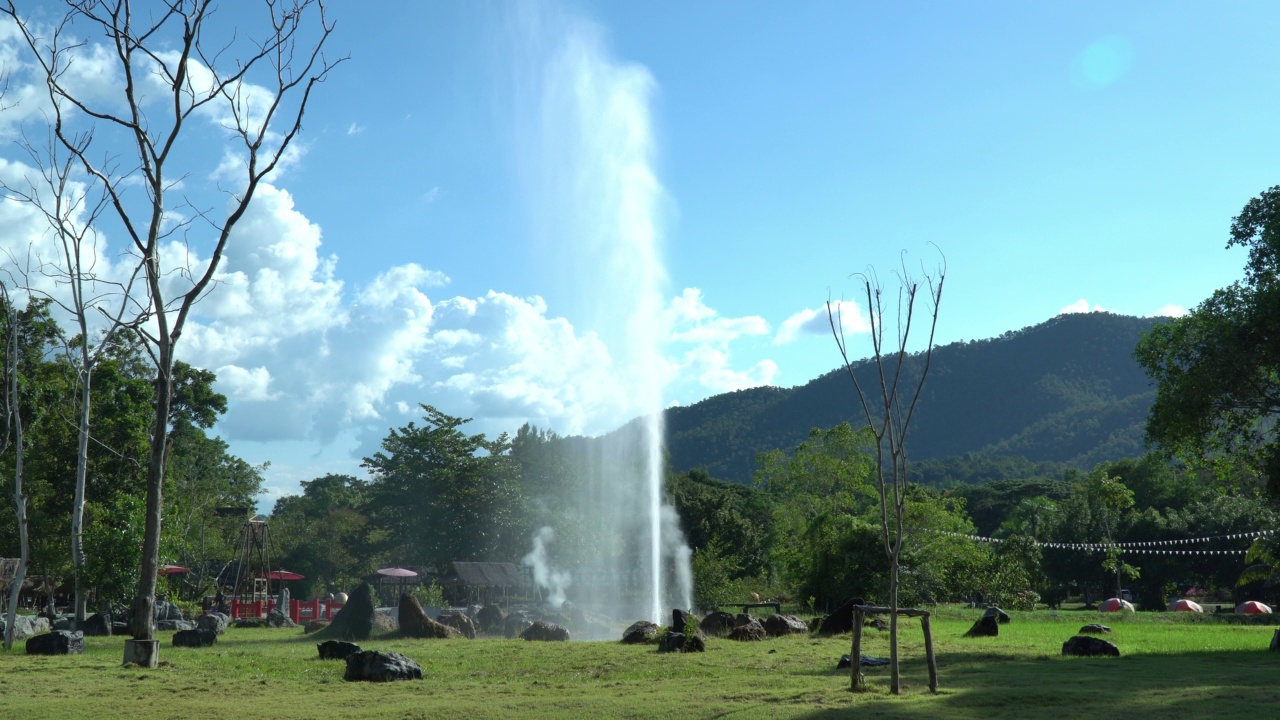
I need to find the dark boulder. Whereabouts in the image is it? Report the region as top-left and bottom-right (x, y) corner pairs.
(26, 630), (84, 656)
(984, 606), (1012, 624)
(318, 640), (362, 660)
(172, 629), (217, 647)
(437, 611), (477, 639)
(521, 620), (570, 642)
(1079, 624), (1111, 635)
(1062, 635), (1120, 657)
(343, 650), (423, 682)
(303, 619), (331, 635)
(964, 614), (999, 637)
(325, 582), (375, 641)
(477, 604), (506, 634)
(761, 614), (808, 637)
(621, 620), (659, 644)
(233, 617), (270, 629)
(727, 621), (767, 642)
(865, 617), (888, 631)
(698, 612), (736, 637)
(82, 612), (112, 637)
(817, 598), (863, 635)
(158, 619), (196, 632)
(659, 630), (686, 653)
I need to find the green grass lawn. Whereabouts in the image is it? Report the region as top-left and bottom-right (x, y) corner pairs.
(2, 608), (1278, 719)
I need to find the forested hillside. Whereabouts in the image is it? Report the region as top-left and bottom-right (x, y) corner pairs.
(665, 312), (1165, 484)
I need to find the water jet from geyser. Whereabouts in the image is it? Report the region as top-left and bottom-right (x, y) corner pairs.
(513, 7), (693, 626)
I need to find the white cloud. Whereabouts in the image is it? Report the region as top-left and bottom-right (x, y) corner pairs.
(1152, 304), (1187, 318)
(215, 365), (279, 402)
(776, 300), (869, 345)
(346, 122), (364, 136)
(424, 186), (441, 204)
(1059, 298), (1110, 315)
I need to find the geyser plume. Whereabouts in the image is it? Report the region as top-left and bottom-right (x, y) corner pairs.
(523, 526), (572, 607)
(512, 5), (692, 623)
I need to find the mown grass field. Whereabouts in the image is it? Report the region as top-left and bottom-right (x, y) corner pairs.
(2, 608), (1278, 719)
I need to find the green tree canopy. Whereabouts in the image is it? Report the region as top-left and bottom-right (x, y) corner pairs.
(1137, 186), (1280, 492)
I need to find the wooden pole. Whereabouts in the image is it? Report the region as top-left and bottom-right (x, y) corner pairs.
(850, 608), (864, 691)
(922, 613), (938, 694)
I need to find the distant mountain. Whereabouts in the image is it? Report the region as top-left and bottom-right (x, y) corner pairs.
(663, 312), (1166, 485)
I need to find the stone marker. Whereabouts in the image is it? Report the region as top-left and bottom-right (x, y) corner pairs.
(1078, 623), (1111, 635)
(26, 630), (84, 656)
(324, 582), (375, 641)
(1062, 635), (1120, 657)
(343, 650), (423, 682)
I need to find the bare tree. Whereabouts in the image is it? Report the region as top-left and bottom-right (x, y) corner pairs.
(828, 253), (944, 695)
(1, 283), (28, 650)
(1, 130), (143, 625)
(1, 0), (342, 657)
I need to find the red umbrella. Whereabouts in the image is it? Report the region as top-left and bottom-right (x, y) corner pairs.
(1099, 597), (1134, 612)
(1167, 598), (1204, 612)
(1236, 600), (1272, 614)
(264, 570), (305, 581)
(158, 565), (190, 575)
(377, 567), (418, 578)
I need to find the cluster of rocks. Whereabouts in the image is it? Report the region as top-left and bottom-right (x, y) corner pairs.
(315, 638), (422, 682)
(1063, 624), (1119, 657)
(0, 614), (51, 641)
(657, 610), (705, 653)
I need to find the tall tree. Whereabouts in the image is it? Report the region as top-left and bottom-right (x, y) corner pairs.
(1137, 186), (1280, 493)
(0, 0), (341, 651)
(828, 256), (944, 695)
(364, 406), (524, 569)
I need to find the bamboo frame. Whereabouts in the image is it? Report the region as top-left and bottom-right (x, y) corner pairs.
(850, 605), (938, 693)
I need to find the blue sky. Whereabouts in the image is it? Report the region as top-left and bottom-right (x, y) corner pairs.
(2, 1), (1278, 506)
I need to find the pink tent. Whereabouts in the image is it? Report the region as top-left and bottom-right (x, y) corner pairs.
(1167, 598), (1204, 612)
(1236, 600), (1272, 614)
(1099, 597), (1135, 612)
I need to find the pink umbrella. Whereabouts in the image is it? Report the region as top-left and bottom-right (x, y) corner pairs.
(1099, 597), (1135, 612)
(1236, 600), (1272, 614)
(264, 569), (305, 581)
(377, 567), (418, 578)
(158, 565), (190, 575)
(1167, 598), (1204, 612)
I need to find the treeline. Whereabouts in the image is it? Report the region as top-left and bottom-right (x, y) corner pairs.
(266, 403), (1280, 615)
(0, 300), (262, 608)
